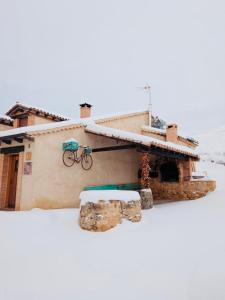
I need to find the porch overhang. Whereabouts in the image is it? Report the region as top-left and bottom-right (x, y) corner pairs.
(85, 124), (200, 161)
(0, 133), (34, 145)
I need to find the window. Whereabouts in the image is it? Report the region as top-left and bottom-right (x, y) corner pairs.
(18, 117), (28, 127)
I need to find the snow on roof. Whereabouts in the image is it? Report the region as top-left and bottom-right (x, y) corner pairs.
(6, 101), (69, 121)
(142, 125), (166, 135)
(0, 115), (13, 121)
(0, 115), (13, 126)
(142, 125), (198, 145)
(79, 190), (140, 205)
(0, 107), (198, 158)
(63, 138), (79, 143)
(0, 109), (148, 138)
(0, 117), (95, 138)
(86, 124), (199, 158)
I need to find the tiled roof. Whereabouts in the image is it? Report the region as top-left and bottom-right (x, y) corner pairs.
(5, 102), (69, 121)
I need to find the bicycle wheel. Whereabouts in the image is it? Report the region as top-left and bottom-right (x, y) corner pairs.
(81, 154), (93, 170)
(63, 151), (75, 167)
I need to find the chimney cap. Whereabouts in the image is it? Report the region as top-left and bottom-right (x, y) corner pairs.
(167, 123), (177, 129)
(79, 102), (92, 108)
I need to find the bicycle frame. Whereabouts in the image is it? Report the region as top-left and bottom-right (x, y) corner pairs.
(74, 146), (86, 163)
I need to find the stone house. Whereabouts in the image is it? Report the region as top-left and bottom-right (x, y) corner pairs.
(0, 102), (215, 210)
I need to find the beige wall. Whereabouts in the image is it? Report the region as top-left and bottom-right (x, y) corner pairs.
(0, 124), (12, 131)
(19, 127), (140, 210)
(0, 112), (149, 210)
(97, 112), (149, 134)
(141, 130), (166, 141)
(178, 137), (197, 149)
(33, 115), (56, 125)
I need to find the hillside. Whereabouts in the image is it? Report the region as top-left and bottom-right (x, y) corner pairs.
(196, 126), (225, 164)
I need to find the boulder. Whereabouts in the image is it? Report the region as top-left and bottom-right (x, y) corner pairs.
(79, 191), (142, 232)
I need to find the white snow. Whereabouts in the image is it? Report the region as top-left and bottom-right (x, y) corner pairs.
(0, 162), (224, 300)
(86, 124), (199, 158)
(142, 125), (197, 144)
(79, 190), (140, 204)
(142, 125), (166, 134)
(63, 138), (79, 143)
(196, 126), (225, 163)
(0, 117), (95, 138)
(191, 170), (208, 178)
(0, 115), (12, 121)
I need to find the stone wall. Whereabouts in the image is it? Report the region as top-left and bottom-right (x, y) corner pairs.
(150, 179), (216, 203)
(80, 200), (141, 232)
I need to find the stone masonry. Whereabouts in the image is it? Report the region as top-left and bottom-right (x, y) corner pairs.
(150, 179), (216, 203)
(79, 199), (142, 232)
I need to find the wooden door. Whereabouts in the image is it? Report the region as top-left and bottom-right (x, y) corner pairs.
(7, 155), (19, 209)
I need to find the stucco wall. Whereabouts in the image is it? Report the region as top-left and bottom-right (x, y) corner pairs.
(141, 130), (165, 141)
(19, 127), (141, 210)
(97, 111), (149, 134)
(34, 115), (56, 125)
(0, 124), (12, 131)
(0, 112), (150, 210)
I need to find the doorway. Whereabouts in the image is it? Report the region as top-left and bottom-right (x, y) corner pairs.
(6, 154), (19, 209)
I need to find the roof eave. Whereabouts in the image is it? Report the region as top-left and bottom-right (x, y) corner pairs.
(6, 103), (69, 122)
(0, 133), (34, 145)
(85, 127), (199, 160)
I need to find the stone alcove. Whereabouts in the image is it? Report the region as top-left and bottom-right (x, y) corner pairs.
(159, 161), (179, 182)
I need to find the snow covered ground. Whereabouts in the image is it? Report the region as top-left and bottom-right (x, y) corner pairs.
(196, 126), (225, 164)
(0, 162), (225, 300)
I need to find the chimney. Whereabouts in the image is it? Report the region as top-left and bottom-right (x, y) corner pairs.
(166, 124), (178, 143)
(79, 102), (92, 118)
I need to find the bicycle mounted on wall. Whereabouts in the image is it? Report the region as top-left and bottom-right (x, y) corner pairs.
(62, 139), (93, 170)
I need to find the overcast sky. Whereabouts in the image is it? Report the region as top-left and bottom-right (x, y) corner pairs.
(0, 0), (224, 135)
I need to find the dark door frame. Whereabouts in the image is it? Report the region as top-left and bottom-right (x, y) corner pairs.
(0, 146), (24, 210)
(0, 146), (24, 155)
(6, 154), (19, 209)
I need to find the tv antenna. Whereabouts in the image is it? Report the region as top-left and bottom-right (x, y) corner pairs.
(137, 84), (152, 126)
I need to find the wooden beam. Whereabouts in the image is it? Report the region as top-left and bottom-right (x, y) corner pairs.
(150, 146), (189, 160)
(92, 144), (136, 153)
(0, 133), (34, 143)
(23, 135), (34, 142)
(14, 138), (23, 143)
(0, 146), (25, 154)
(2, 139), (12, 145)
